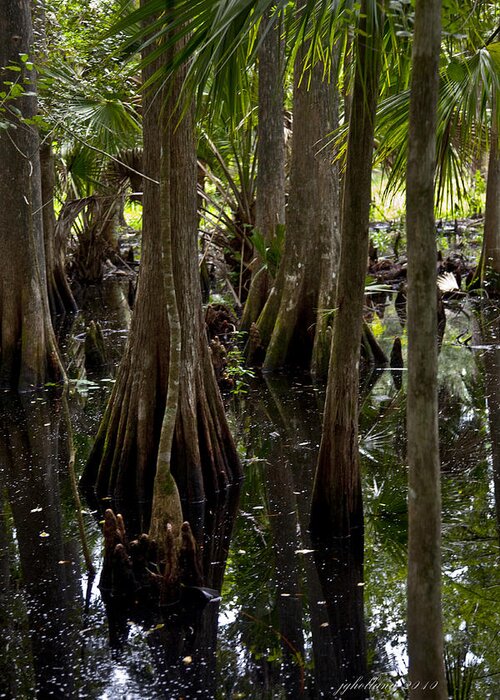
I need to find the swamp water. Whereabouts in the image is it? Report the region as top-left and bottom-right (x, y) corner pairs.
(0, 296), (499, 699)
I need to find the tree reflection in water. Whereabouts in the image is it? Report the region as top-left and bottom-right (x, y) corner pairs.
(100, 489), (240, 700)
(0, 300), (498, 697)
(0, 392), (82, 699)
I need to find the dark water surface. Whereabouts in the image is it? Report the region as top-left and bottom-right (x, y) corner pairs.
(0, 298), (499, 698)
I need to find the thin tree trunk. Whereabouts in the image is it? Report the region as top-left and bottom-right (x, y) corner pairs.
(309, 8), (382, 692)
(310, 0), (382, 538)
(241, 9), (286, 331)
(406, 0), (447, 696)
(479, 96), (500, 292)
(149, 38), (184, 546)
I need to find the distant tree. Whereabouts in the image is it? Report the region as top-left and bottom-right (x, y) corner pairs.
(0, 0), (63, 389)
(240, 8), (286, 331)
(480, 94), (500, 291)
(256, 0), (341, 376)
(405, 0), (447, 695)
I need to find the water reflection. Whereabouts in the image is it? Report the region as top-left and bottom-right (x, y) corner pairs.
(0, 300), (498, 697)
(0, 392), (82, 698)
(100, 489), (240, 700)
(478, 301), (500, 542)
(224, 376), (368, 698)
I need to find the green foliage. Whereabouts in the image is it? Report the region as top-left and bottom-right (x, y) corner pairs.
(224, 344), (255, 395)
(0, 54), (37, 130)
(465, 169), (487, 215)
(376, 40), (500, 214)
(36, 0), (141, 201)
(250, 223), (285, 278)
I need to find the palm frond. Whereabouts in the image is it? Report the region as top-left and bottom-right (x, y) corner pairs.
(376, 43), (499, 211)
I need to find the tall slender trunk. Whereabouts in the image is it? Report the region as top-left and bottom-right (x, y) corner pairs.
(406, 0), (447, 696)
(309, 8), (382, 693)
(311, 0), (382, 538)
(479, 96), (500, 292)
(241, 9), (286, 331)
(149, 38), (183, 545)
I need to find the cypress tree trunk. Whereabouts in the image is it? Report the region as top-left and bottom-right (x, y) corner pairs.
(309, 6), (382, 692)
(0, 0), (64, 390)
(406, 0), (447, 696)
(40, 142), (78, 319)
(257, 2), (340, 374)
(81, 21), (241, 530)
(310, 0), (382, 538)
(240, 9), (286, 331)
(33, 0), (76, 319)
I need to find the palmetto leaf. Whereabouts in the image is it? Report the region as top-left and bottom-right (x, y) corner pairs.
(41, 61), (141, 154)
(376, 44), (499, 210)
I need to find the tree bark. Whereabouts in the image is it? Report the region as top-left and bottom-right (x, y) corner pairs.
(240, 9), (286, 331)
(0, 0), (64, 390)
(310, 0), (382, 540)
(405, 0), (447, 696)
(81, 18), (242, 531)
(479, 96), (500, 293)
(257, 2), (340, 374)
(40, 142), (78, 319)
(33, 0), (77, 319)
(309, 7), (382, 692)
(147, 50), (183, 547)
